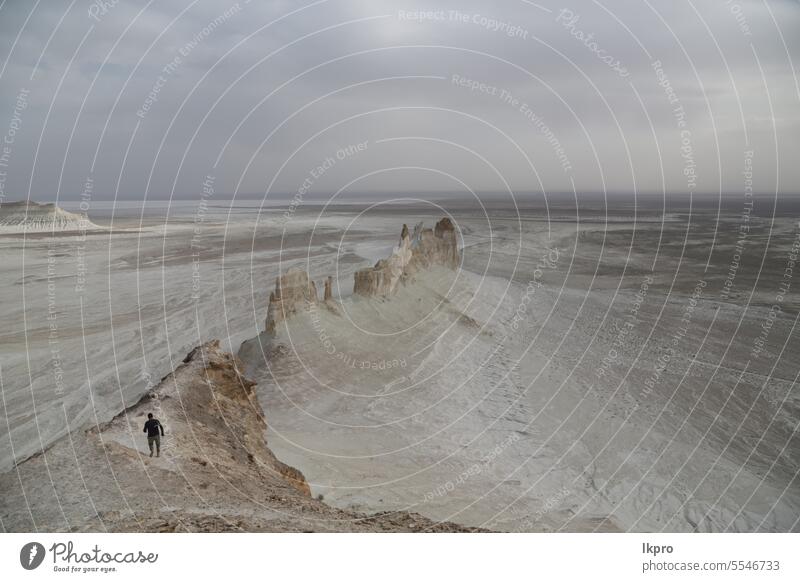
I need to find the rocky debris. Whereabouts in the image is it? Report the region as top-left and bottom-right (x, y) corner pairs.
(265, 267), (319, 333)
(0, 340), (481, 532)
(102, 507), (486, 533)
(353, 218), (461, 297)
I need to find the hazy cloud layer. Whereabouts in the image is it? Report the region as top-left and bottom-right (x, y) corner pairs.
(0, 0), (798, 201)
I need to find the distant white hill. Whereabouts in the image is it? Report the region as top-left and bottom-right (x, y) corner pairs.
(0, 200), (99, 233)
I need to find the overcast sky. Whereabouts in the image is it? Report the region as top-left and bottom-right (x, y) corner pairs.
(0, 0), (798, 201)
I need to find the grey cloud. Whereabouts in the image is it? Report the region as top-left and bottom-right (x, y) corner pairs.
(0, 0), (797, 201)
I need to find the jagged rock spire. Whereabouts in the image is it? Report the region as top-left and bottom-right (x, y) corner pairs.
(353, 217), (460, 297)
(265, 268), (318, 333)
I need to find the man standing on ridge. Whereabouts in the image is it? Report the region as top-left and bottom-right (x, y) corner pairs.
(143, 413), (165, 457)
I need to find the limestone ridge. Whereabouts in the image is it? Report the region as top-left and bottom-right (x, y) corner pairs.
(263, 218), (460, 333)
(1, 339), (484, 531)
(353, 217), (460, 297)
(133, 340), (310, 496)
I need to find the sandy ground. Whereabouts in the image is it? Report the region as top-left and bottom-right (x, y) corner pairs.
(2, 197), (799, 531)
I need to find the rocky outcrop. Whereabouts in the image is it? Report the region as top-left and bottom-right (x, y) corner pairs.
(265, 267), (319, 333)
(264, 270), (343, 333)
(353, 226), (414, 297)
(177, 341), (312, 495)
(353, 217), (461, 297)
(263, 218), (460, 331)
(88, 340), (313, 496)
(433, 217), (460, 267)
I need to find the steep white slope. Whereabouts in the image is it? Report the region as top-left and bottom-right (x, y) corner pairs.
(240, 267), (800, 532)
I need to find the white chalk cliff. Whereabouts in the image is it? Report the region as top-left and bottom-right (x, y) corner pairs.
(262, 217), (461, 334)
(0, 200), (99, 233)
(353, 218), (460, 297)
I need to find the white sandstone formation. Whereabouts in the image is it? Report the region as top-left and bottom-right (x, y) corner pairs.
(353, 217), (461, 297)
(265, 267), (319, 333)
(263, 218), (461, 333)
(0, 200), (99, 233)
